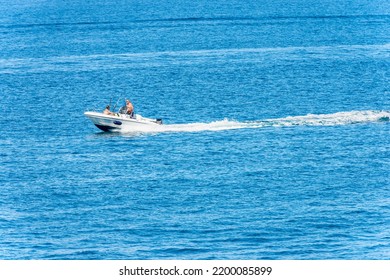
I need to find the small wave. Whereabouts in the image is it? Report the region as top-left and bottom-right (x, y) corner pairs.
(143, 14), (390, 26)
(2, 14), (388, 29)
(1, 44), (388, 74)
(120, 110), (389, 134)
(0, 21), (118, 29)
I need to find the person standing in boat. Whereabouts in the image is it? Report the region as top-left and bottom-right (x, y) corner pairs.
(118, 99), (135, 117)
(125, 99), (134, 117)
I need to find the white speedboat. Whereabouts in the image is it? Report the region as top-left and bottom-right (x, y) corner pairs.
(84, 111), (163, 132)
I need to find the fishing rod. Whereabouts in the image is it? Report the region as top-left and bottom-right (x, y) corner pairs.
(112, 96), (122, 111)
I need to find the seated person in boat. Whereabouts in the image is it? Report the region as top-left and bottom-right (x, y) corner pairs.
(103, 105), (115, 115)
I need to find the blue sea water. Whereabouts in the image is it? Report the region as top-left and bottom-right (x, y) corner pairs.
(0, 0), (389, 259)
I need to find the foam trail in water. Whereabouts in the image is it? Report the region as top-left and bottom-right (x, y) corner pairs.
(120, 110), (390, 134)
(259, 110), (390, 127)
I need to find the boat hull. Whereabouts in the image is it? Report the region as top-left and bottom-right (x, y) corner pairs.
(84, 112), (162, 132)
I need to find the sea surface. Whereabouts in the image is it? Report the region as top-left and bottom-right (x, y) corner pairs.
(0, 0), (389, 259)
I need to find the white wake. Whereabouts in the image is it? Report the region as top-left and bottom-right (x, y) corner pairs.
(120, 110), (390, 134)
